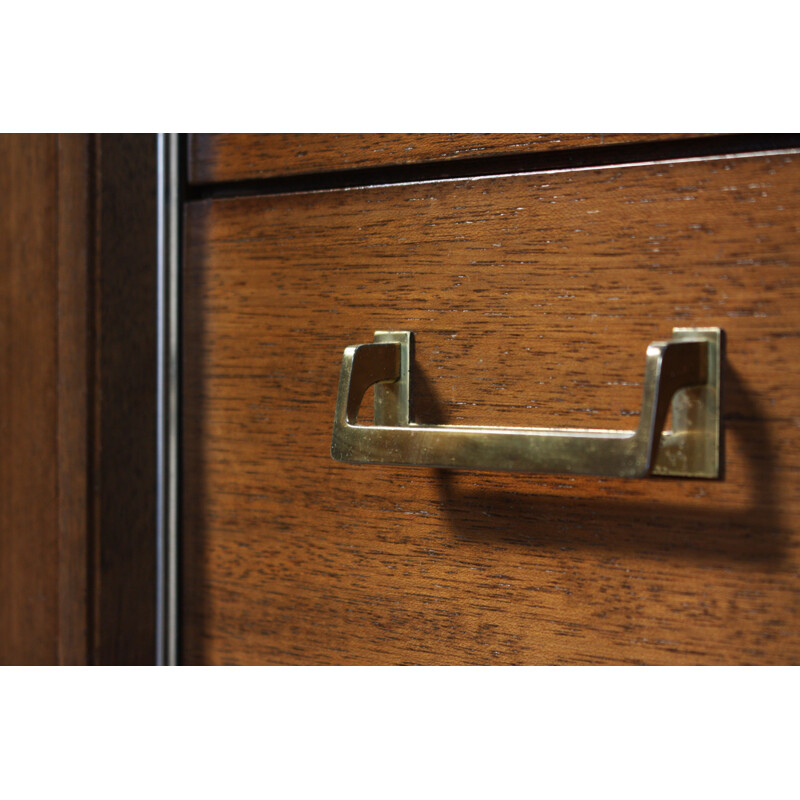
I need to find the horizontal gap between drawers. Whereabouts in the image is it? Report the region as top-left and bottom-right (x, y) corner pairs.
(183, 134), (800, 201)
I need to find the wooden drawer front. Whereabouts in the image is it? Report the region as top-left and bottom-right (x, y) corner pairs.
(188, 133), (701, 183)
(183, 151), (800, 665)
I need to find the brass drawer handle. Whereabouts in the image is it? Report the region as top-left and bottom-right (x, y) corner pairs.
(331, 328), (721, 478)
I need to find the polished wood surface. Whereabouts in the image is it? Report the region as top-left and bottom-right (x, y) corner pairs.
(183, 150), (800, 664)
(188, 133), (698, 183)
(0, 134), (157, 664)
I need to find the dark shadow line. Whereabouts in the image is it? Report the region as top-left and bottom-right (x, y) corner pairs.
(185, 134), (800, 201)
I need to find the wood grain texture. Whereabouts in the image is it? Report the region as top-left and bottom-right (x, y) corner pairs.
(0, 134), (157, 665)
(57, 134), (92, 664)
(182, 150), (800, 665)
(0, 134), (96, 664)
(188, 133), (699, 183)
(0, 134), (61, 664)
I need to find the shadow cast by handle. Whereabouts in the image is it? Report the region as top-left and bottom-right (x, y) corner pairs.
(410, 358), (786, 567)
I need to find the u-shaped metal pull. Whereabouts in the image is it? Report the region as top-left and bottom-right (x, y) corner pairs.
(331, 328), (721, 478)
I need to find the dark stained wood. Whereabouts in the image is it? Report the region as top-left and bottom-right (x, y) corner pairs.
(91, 134), (157, 665)
(182, 149), (800, 665)
(0, 134), (157, 665)
(188, 133), (700, 183)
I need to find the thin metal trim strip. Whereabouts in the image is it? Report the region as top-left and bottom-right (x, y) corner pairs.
(156, 133), (181, 666)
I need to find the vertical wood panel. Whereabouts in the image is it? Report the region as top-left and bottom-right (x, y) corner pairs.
(92, 134), (157, 665)
(0, 134), (60, 664)
(57, 133), (92, 664)
(0, 133), (157, 665)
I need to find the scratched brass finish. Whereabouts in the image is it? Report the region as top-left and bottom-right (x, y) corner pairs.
(331, 328), (721, 479)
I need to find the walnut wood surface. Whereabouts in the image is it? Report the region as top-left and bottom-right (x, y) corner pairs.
(0, 134), (157, 665)
(57, 134), (92, 664)
(182, 150), (800, 665)
(188, 133), (697, 183)
(0, 134), (96, 664)
(0, 135), (62, 664)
